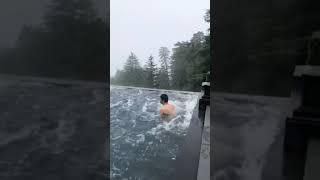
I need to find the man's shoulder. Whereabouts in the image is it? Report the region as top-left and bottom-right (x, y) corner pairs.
(169, 103), (175, 108)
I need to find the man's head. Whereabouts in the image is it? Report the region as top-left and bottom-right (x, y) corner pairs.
(160, 94), (169, 105)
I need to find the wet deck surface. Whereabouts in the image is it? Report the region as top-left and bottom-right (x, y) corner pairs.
(197, 106), (210, 180)
(175, 101), (203, 180)
(211, 92), (293, 180)
(0, 75), (108, 180)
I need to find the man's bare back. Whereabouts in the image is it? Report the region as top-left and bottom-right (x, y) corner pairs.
(159, 94), (176, 120)
(160, 103), (176, 116)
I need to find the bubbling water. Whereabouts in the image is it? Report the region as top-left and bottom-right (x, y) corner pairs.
(110, 86), (199, 180)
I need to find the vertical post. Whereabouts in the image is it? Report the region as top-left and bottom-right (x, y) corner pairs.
(283, 31), (320, 180)
(199, 72), (210, 122)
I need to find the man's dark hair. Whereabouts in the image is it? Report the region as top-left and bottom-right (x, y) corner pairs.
(160, 94), (168, 103)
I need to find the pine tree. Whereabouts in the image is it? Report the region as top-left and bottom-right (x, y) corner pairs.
(123, 52), (143, 86)
(158, 47), (170, 89)
(110, 10), (211, 90)
(171, 41), (191, 90)
(144, 55), (157, 88)
(159, 47), (170, 70)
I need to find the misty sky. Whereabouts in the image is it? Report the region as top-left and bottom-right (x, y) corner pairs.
(110, 0), (210, 76)
(0, 0), (106, 48)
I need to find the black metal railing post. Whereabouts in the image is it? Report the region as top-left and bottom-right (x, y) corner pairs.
(199, 71), (210, 122)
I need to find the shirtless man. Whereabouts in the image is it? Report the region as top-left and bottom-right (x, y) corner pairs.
(159, 94), (176, 119)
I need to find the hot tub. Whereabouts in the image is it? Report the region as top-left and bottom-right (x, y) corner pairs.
(110, 86), (200, 180)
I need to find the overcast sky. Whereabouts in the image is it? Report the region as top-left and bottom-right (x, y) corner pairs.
(0, 0), (106, 48)
(110, 0), (210, 76)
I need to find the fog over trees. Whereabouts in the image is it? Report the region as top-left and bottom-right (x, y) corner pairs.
(111, 9), (211, 91)
(0, 0), (107, 82)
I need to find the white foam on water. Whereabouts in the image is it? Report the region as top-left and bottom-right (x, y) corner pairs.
(147, 127), (160, 136)
(110, 87), (201, 179)
(127, 98), (133, 107)
(111, 135), (122, 140)
(148, 115), (182, 135)
(239, 106), (282, 180)
(136, 134), (145, 144)
(130, 119), (136, 128)
(122, 98), (134, 109)
(111, 101), (122, 108)
(125, 136), (135, 145)
(142, 102), (147, 112)
(111, 128), (127, 140)
(111, 163), (122, 178)
(137, 89), (142, 95)
(184, 95), (199, 124)
(147, 94), (199, 136)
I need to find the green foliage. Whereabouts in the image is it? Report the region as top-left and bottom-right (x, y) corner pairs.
(111, 9), (211, 91)
(122, 52), (145, 86)
(144, 55), (157, 88)
(170, 30), (210, 91)
(158, 47), (171, 89)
